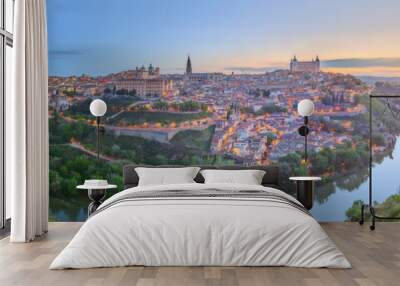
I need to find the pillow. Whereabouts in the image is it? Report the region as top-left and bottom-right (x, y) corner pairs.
(135, 167), (201, 186)
(200, 169), (266, 185)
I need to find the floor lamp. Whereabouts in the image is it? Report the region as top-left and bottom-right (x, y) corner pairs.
(359, 94), (400, 230)
(89, 99), (107, 160)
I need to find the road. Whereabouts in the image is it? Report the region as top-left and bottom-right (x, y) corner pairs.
(106, 100), (149, 121)
(68, 142), (117, 161)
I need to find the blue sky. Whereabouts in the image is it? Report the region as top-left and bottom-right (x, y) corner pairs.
(47, 0), (400, 76)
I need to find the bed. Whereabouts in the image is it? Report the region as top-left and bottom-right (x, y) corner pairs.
(50, 165), (350, 269)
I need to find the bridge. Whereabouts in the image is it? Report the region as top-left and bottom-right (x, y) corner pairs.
(105, 125), (210, 143)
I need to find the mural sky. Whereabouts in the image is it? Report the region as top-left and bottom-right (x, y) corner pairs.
(48, 0), (400, 76)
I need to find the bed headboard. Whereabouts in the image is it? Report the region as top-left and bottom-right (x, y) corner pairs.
(123, 165), (280, 189)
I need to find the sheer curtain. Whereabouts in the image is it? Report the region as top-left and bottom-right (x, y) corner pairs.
(8, 0), (49, 242)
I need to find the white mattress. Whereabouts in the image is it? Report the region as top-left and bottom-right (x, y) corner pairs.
(50, 183), (351, 269)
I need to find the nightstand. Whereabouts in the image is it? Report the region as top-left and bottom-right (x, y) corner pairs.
(289, 177), (321, 210)
(77, 180), (117, 216)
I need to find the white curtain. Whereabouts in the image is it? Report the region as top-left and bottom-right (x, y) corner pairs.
(8, 0), (49, 242)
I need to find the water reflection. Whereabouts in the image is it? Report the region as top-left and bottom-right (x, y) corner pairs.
(312, 136), (400, 221)
(49, 196), (88, 221)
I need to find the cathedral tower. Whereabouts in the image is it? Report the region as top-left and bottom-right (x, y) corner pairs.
(186, 55), (192, 75)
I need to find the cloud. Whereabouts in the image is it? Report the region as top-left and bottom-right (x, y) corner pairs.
(49, 49), (87, 58)
(225, 58), (400, 76)
(322, 58), (400, 68)
(224, 65), (285, 73)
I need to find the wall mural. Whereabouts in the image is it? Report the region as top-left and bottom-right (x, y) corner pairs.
(47, 0), (400, 222)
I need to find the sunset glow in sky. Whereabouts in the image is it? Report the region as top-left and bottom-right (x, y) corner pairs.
(47, 0), (400, 77)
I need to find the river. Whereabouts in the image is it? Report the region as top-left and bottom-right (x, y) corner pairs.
(311, 136), (400, 221)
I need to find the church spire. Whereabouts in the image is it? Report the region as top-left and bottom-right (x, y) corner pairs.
(186, 55), (192, 75)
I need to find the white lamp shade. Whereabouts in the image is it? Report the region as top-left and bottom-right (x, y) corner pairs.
(297, 99), (314, 116)
(90, 99), (107, 117)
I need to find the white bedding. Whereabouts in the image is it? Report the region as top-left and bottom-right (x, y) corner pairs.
(50, 183), (351, 269)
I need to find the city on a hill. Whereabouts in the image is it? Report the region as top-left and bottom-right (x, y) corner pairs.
(48, 56), (400, 221)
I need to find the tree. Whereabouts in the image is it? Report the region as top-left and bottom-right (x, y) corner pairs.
(345, 200), (364, 221)
(266, 133), (276, 145)
(116, 89), (128, 95)
(262, 89), (270, 97)
(310, 155), (330, 174)
(154, 100), (169, 111)
(154, 154), (168, 165)
(371, 133), (385, 146)
(255, 104), (286, 115)
(128, 89), (137, 96)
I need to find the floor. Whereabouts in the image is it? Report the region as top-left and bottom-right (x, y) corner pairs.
(0, 222), (399, 286)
